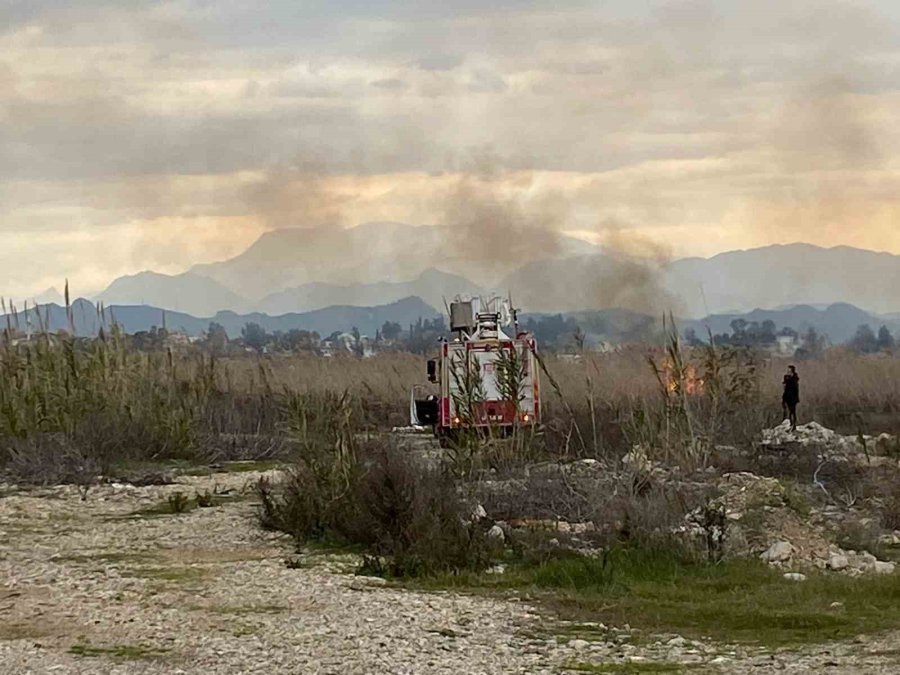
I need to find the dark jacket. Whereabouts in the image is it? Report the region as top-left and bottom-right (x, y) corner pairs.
(782, 373), (800, 404)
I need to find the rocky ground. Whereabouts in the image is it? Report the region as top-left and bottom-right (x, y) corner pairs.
(2, 467), (900, 674)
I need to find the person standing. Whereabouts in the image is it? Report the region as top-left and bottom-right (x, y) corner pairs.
(782, 365), (800, 431)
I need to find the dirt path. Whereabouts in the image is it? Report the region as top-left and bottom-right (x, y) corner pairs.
(2, 470), (899, 674)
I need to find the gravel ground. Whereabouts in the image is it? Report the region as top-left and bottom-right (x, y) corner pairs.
(2, 469), (899, 674)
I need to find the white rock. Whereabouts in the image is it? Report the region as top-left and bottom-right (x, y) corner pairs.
(783, 572), (807, 582)
(874, 561), (895, 575)
(569, 639), (590, 650)
(827, 553), (849, 571)
(487, 525), (505, 542)
(573, 458), (599, 467)
(760, 541), (793, 563)
(855, 552), (878, 570)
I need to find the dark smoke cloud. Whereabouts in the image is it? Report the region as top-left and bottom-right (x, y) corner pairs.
(436, 155), (678, 313)
(439, 171), (567, 281)
(589, 219), (679, 315)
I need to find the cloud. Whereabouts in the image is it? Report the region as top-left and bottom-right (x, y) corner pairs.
(413, 53), (464, 71)
(370, 77), (408, 91)
(2, 0), (900, 297)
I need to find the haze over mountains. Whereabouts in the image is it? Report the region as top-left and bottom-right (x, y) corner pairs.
(80, 222), (900, 320)
(8, 218), (900, 343)
(96, 272), (245, 318)
(254, 269), (483, 317)
(190, 221), (596, 300)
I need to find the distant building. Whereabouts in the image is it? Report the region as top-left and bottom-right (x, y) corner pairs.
(773, 334), (799, 356)
(164, 330), (192, 347)
(321, 332), (375, 358)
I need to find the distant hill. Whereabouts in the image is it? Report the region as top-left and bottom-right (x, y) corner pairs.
(4, 296), (440, 339)
(5, 287), (65, 308)
(502, 244), (900, 317)
(664, 244), (900, 317)
(191, 221), (598, 299)
(520, 302), (900, 347)
(48, 235), (900, 320)
(95, 271), (246, 316)
(681, 303), (900, 345)
(255, 268), (485, 315)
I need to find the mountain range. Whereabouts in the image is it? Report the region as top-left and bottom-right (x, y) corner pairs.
(5, 297), (439, 339)
(95, 271), (245, 317)
(4, 297), (897, 347)
(502, 244), (900, 317)
(9, 223), (900, 319)
(254, 268), (484, 317)
(680, 303), (900, 345)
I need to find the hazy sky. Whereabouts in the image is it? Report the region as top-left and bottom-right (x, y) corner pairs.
(2, 0), (900, 297)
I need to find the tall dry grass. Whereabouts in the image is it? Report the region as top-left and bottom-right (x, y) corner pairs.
(3, 302), (898, 485)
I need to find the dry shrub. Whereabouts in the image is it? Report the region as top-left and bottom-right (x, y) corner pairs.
(592, 474), (714, 556)
(258, 442), (500, 576)
(476, 464), (600, 524)
(352, 446), (500, 576)
(865, 468), (900, 532)
(4, 434), (97, 487)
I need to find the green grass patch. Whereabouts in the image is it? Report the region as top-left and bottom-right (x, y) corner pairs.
(125, 490), (250, 518)
(69, 642), (168, 660)
(413, 548), (900, 648)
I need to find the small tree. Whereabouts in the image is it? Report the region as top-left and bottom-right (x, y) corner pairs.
(877, 325), (896, 352)
(729, 318), (749, 344)
(206, 322), (228, 354)
(242, 322), (268, 354)
(850, 324), (878, 354)
(381, 321), (402, 341)
(802, 326), (825, 357)
(684, 327), (703, 347)
(759, 320), (777, 345)
(350, 326), (364, 357)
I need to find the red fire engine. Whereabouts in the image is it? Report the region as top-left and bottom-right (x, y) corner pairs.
(411, 298), (541, 440)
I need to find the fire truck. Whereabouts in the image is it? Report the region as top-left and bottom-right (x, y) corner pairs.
(411, 297), (541, 440)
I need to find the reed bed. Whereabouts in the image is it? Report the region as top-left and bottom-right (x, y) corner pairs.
(2, 310), (898, 485)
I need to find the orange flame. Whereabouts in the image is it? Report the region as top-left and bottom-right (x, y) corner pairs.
(664, 361), (705, 395)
